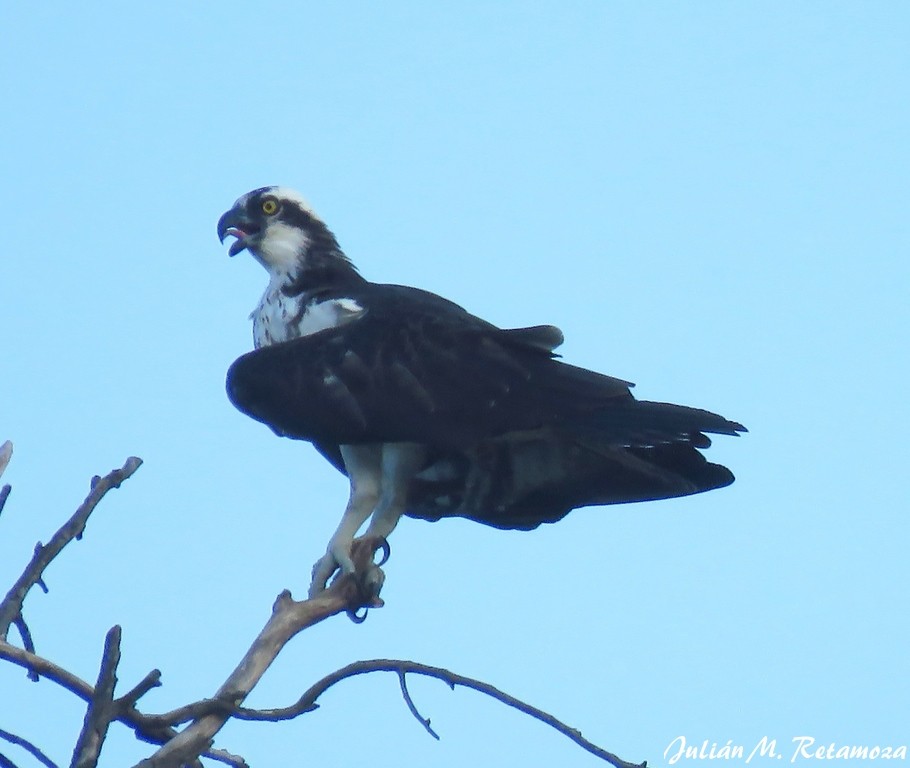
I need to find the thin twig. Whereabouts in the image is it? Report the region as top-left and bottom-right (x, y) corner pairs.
(398, 670), (439, 739)
(0, 752), (18, 768)
(0, 441), (12, 480)
(12, 617), (36, 653)
(0, 441), (12, 518)
(11, 617), (38, 681)
(0, 728), (58, 768)
(221, 701), (317, 722)
(115, 670), (162, 710)
(0, 457), (143, 641)
(71, 626), (122, 768)
(201, 748), (248, 768)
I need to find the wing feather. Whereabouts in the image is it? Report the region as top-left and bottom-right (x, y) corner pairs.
(226, 311), (585, 448)
(226, 291), (741, 451)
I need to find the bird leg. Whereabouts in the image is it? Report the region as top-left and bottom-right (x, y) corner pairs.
(309, 445), (381, 597)
(362, 443), (426, 540)
(309, 443), (425, 597)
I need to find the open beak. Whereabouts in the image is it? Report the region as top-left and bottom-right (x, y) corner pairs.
(217, 206), (256, 257)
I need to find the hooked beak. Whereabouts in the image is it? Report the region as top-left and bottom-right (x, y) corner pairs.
(217, 206), (257, 257)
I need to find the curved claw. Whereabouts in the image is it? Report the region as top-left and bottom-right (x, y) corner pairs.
(374, 537), (391, 567)
(344, 564), (384, 623)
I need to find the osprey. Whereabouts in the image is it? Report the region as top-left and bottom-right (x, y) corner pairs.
(218, 186), (745, 595)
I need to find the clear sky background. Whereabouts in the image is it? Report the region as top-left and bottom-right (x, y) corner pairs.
(2, 3), (908, 767)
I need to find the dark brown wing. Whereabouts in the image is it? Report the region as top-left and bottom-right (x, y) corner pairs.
(226, 286), (634, 450)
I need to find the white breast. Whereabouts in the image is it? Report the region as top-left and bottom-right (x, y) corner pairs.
(252, 285), (364, 349)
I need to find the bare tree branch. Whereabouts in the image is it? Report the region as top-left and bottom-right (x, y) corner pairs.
(0, 641), (97, 702)
(0, 457), (143, 641)
(126, 656), (642, 767)
(0, 728), (58, 768)
(71, 626), (122, 768)
(226, 659), (646, 768)
(131, 699), (234, 730)
(133, 537), (387, 768)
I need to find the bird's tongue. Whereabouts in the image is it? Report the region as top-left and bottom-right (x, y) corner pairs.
(225, 227), (248, 257)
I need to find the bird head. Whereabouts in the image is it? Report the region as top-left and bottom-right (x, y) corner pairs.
(217, 186), (325, 275)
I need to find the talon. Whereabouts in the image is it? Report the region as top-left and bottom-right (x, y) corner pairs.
(375, 537), (391, 566)
(309, 553), (337, 597)
(344, 564), (384, 623)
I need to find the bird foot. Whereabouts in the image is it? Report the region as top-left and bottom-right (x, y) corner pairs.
(308, 536), (391, 608)
(309, 548), (352, 598)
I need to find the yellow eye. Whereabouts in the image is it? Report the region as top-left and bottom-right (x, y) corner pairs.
(261, 198), (279, 215)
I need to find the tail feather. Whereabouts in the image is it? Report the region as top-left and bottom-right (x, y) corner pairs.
(571, 399), (745, 449)
(408, 419), (741, 530)
(407, 361), (746, 529)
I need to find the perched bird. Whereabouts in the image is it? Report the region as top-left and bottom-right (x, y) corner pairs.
(218, 186), (745, 595)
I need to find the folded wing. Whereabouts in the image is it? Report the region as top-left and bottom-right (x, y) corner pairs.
(227, 287), (745, 529)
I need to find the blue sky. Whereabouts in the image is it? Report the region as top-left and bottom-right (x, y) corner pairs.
(1, 3), (908, 767)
